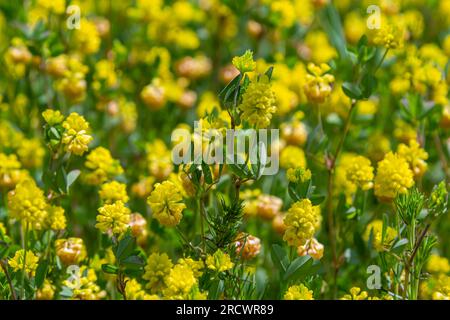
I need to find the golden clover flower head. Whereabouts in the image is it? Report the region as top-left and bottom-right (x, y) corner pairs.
(374, 152), (414, 202)
(141, 80), (166, 110)
(84, 147), (124, 185)
(287, 167), (312, 183)
(131, 176), (155, 198)
(206, 249), (234, 272)
(178, 258), (205, 278)
(55, 237), (87, 265)
(374, 23), (403, 49)
(297, 237), (324, 260)
(143, 252), (173, 292)
(234, 232), (261, 260)
(0, 153), (29, 188)
(256, 194), (283, 219)
(239, 75), (277, 128)
(281, 120), (307, 145)
(96, 201), (131, 236)
(65, 266), (106, 300)
(128, 213), (148, 239)
(62, 112), (93, 156)
(7, 178), (48, 230)
(340, 287), (368, 300)
(147, 180), (186, 227)
(45, 205), (67, 231)
(74, 19), (101, 55)
(146, 139), (173, 180)
(125, 278), (158, 300)
(280, 145), (306, 169)
(163, 264), (197, 299)
(17, 138), (45, 168)
(303, 63), (334, 104)
(427, 255), (450, 274)
(368, 132), (391, 162)
(272, 212), (287, 234)
(397, 139), (428, 177)
(36, 279), (56, 300)
(345, 155), (374, 191)
(8, 249), (39, 276)
(42, 109), (64, 125)
(99, 181), (129, 204)
(284, 284), (314, 300)
(363, 220), (397, 252)
(232, 50), (256, 73)
(283, 199), (319, 247)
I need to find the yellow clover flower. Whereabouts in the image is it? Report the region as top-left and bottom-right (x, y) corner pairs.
(45, 205), (67, 231)
(84, 147), (124, 185)
(284, 284), (314, 300)
(143, 252), (173, 292)
(7, 179), (48, 230)
(163, 264), (197, 299)
(303, 63), (334, 104)
(206, 249), (234, 272)
(232, 50), (256, 73)
(283, 199), (319, 247)
(364, 220), (398, 252)
(55, 237), (87, 265)
(147, 180), (186, 227)
(96, 201), (131, 236)
(397, 139), (428, 177)
(239, 75), (277, 128)
(62, 112), (93, 156)
(374, 152), (414, 202)
(99, 181), (129, 204)
(280, 145), (306, 169)
(340, 287), (369, 300)
(8, 249), (39, 276)
(345, 155), (374, 191)
(42, 109), (64, 126)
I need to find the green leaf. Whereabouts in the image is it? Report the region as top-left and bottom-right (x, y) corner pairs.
(318, 4), (348, 61)
(360, 73), (377, 98)
(392, 238), (409, 253)
(283, 256), (312, 281)
(271, 244), (289, 273)
(310, 194), (326, 205)
(288, 183), (301, 202)
(121, 255), (145, 270)
(56, 166), (67, 194)
(114, 233), (136, 262)
(227, 163), (251, 179)
(101, 263), (119, 274)
(219, 74), (242, 106)
(66, 170), (80, 192)
(264, 66), (274, 80)
(357, 35), (368, 50)
(201, 162), (213, 184)
(35, 259), (49, 288)
(342, 82), (362, 99)
(49, 127), (61, 140)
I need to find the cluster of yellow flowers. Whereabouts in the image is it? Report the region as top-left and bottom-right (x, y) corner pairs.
(8, 179), (67, 230)
(142, 252), (208, 299)
(283, 199), (321, 247)
(421, 255), (450, 300)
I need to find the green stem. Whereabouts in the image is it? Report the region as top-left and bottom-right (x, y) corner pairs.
(20, 223), (29, 300)
(0, 259), (17, 300)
